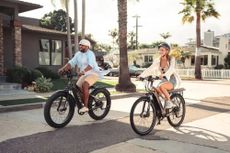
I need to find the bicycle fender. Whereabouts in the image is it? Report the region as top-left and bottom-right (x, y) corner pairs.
(90, 87), (111, 96)
(50, 90), (76, 105)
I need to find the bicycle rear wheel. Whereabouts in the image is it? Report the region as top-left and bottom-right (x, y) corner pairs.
(88, 88), (111, 120)
(130, 97), (157, 136)
(167, 94), (186, 127)
(44, 91), (75, 128)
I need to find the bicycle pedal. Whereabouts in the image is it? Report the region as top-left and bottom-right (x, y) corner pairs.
(157, 120), (161, 125)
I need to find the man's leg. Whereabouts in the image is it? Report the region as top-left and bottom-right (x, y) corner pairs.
(79, 73), (99, 113)
(82, 81), (90, 108)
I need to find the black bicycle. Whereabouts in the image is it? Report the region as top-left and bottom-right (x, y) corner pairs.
(44, 71), (111, 128)
(130, 76), (186, 135)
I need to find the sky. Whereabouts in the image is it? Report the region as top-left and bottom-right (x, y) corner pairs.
(20, 0), (230, 46)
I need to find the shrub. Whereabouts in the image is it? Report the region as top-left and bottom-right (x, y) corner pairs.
(36, 66), (60, 80)
(34, 76), (53, 92)
(214, 64), (224, 69)
(6, 66), (30, 84)
(31, 69), (43, 81)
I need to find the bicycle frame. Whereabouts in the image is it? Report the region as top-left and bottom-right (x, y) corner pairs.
(142, 76), (185, 117)
(62, 72), (109, 112)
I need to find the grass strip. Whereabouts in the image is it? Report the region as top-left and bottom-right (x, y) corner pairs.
(0, 98), (47, 106)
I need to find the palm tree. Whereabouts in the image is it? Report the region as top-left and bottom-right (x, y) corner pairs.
(180, 50), (192, 68)
(179, 0), (219, 79)
(160, 32), (171, 40)
(74, 0), (79, 52)
(81, 0), (86, 38)
(116, 0), (136, 92)
(51, 0), (73, 58)
(108, 28), (118, 49)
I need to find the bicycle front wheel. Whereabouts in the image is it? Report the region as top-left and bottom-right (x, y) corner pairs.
(44, 91), (75, 128)
(130, 97), (157, 136)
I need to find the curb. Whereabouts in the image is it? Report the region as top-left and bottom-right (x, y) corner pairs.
(0, 102), (44, 113)
(0, 92), (144, 113)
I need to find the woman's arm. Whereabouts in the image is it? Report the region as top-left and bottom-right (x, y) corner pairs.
(139, 58), (160, 78)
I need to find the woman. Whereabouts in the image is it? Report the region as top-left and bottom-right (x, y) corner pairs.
(138, 43), (181, 109)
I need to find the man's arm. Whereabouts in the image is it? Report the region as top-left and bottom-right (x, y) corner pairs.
(58, 63), (71, 74)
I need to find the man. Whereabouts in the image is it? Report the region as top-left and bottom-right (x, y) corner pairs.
(58, 39), (100, 113)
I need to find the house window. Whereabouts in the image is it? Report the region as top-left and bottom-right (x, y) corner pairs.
(51, 40), (62, 65)
(39, 39), (50, 65)
(204, 55), (208, 65)
(144, 55), (153, 63)
(39, 39), (62, 65)
(191, 55), (195, 65)
(211, 55), (216, 65)
(201, 55), (208, 65)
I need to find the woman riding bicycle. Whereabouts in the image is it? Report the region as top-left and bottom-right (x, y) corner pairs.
(138, 42), (181, 109)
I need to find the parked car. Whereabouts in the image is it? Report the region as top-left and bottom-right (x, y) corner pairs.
(98, 62), (112, 70)
(107, 65), (144, 77)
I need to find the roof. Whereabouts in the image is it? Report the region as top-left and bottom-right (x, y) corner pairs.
(201, 45), (219, 50)
(22, 24), (96, 45)
(22, 24), (67, 35)
(0, 0), (42, 14)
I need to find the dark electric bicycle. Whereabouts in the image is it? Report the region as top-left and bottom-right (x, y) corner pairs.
(44, 71), (111, 128)
(130, 76), (186, 135)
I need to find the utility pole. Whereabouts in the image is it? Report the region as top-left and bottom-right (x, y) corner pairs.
(133, 15), (142, 49)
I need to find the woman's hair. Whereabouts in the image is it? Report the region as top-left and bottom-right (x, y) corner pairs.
(158, 43), (171, 63)
(158, 43), (171, 51)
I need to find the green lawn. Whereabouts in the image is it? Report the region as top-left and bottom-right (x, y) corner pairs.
(1, 78), (118, 106)
(52, 78), (117, 90)
(0, 98), (47, 106)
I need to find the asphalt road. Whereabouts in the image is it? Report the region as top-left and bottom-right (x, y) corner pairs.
(1, 79), (230, 153)
(0, 98), (230, 153)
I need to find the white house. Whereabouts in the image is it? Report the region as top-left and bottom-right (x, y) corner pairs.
(182, 30), (230, 69)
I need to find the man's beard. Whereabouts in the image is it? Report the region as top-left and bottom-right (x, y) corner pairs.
(80, 49), (86, 53)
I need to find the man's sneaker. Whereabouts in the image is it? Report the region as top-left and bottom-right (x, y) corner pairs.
(79, 106), (89, 113)
(165, 101), (175, 109)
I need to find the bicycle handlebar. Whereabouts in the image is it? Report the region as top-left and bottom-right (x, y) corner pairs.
(140, 76), (160, 82)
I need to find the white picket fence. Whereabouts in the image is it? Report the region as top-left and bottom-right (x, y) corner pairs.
(176, 69), (230, 79)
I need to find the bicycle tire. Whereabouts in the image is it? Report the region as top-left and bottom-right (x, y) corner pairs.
(130, 97), (157, 136)
(167, 94), (186, 127)
(88, 88), (111, 120)
(44, 91), (75, 128)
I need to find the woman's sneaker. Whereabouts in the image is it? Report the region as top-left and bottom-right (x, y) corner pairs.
(165, 100), (175, 109)
(79, 106), (89, 113)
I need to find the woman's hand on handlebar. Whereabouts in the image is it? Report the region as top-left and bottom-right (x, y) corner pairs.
(136, 75), (144, 81)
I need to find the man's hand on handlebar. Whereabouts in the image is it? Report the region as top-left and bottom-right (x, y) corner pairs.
(58, 63), (71, 75)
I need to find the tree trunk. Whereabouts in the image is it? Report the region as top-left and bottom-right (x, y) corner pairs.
(195, 10), (202, 80)
(66, 0), (72, 58)
(74, 0), (79, 52)
(115, 0), (136, 92)
(82, 0), (85, 39)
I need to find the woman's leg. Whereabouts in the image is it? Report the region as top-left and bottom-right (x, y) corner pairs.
(159, 82), (173, 101)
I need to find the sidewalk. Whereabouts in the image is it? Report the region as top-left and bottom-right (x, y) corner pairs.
(1, 79), (230, 113)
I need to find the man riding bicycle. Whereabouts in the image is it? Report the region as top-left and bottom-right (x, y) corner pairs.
(58, 39), (101, 113)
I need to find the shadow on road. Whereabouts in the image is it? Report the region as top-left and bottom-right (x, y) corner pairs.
(0, 119), (158, 153)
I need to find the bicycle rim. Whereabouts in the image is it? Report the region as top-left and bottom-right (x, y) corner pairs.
(44, 92), (75, 128)
(88, 88), (111, 120)
(167, 94), (186, 127)
(130, 97), (157, 136)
